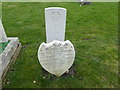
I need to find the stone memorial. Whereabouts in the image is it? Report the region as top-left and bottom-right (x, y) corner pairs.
(45, 7), (66, 43)
(0, 19), (21, 88)
(38, 7), (75, 77)
(0, 19), (8, 43)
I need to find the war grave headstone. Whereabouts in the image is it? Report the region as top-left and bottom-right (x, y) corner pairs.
(38, 7), (75, 77)
(0, 19), (21, 88)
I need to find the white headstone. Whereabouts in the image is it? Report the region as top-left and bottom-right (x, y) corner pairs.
(38, 40), (75, 76)
(38, 7), (75, 77)
(45, 7), (66, 43)
(0, 19), (8, 43)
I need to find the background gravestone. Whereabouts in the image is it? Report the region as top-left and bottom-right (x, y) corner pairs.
(0, 19), (21, 89)
(0, 19), (8, 43)
(45, 7), (66, 43)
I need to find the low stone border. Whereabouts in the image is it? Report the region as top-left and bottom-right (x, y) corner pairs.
(0, 37), (21, 89)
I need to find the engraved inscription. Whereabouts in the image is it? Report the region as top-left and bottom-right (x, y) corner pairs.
(38, 40), (75, 77)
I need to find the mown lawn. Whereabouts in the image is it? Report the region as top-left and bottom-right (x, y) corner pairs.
(0, 42), (9, 54)
(2, 2), (118, 88)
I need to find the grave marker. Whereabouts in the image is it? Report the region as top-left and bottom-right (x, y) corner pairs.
(0, 19), (8, 43)
(38, 7), (75, 77)
(45, 7), (66, 43)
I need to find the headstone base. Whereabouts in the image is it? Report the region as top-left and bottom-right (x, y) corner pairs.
(0, 37), (21, 88)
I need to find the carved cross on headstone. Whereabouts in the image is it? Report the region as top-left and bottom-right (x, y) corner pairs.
(0, 19), (8, 43)
(45, 7), (66, 43)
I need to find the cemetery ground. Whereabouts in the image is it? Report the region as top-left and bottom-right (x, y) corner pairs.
(2, 2), (118, 88)
(0, 42), (9, 54)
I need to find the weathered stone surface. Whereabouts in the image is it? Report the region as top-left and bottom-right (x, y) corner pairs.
(38, 40), (75, 76)
(0, 37), (20, 78)
(0, 19), (8, 43)
(45, 7), (66, 43)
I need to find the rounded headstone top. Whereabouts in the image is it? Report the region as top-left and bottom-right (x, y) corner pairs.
(45, 7), (67, 11)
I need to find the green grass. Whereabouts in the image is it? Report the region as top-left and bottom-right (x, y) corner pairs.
(0, 41), (9, 54)
(2, 2), (118, 88)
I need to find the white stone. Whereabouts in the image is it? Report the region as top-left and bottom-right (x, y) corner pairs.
(45, 7), (66, 43)
(0, 61), (2, 78)
(33, 81), (36, 84)
(0, 37), (20, 78)
(0, 19), (8, 43)
(38, 7), (75, 77)
(38, 40), (75, 77)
